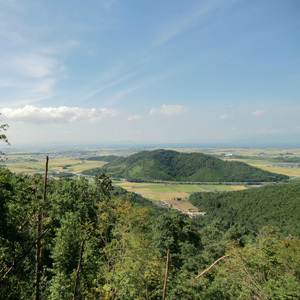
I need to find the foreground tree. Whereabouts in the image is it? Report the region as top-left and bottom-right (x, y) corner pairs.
(0, 121), (9, 161)
(197, 227), (300, 299)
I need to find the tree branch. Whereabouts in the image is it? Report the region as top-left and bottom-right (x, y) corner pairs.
(194, 254), (230, 280)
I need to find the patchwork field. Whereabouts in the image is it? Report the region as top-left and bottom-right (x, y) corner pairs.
(114, 182), (247, 200)
(113, 182), (248, 213)
(4, 157), (106, 175)
(3, 146), (296, 214)
(249, 163), (300, 177)
(3, 147), (300, 179)
(224, 158), (300, 178)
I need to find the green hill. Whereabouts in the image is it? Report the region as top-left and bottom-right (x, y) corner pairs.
(189, 182), (300, 235)
(82, 149), (288, 182)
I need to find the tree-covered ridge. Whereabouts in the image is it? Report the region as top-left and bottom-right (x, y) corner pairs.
(87, 149), (288, 182)
(189, 182), (300, 236)
(0, 168), (299, 299)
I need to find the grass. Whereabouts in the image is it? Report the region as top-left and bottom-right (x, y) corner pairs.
(114, 182), (247, 192)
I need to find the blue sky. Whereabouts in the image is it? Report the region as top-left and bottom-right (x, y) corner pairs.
(0, 0), (299, 147)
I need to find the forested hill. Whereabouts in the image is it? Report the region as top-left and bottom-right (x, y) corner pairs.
(189, 182), (300, 236)
(84, 149), (288, 182)
(1, 168), (299, 299)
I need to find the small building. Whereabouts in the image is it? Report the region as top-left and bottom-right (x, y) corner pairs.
(173, 197), (182, 201)
(185, 211), (207, 217)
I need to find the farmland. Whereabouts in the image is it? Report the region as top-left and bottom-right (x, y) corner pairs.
(222, 158), (300, 178)
(114, 181), (248, 212)
(114, 181), (248, 195)
(200, 148), (300, 178)
(2, 147), (299, 181)
(2, 152), (107, 176)
(1, 146), (298, 214)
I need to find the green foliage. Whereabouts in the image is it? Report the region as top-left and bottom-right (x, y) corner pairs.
(0, 123), (9, 161)
(81, 167), (102, 176)
(199, 227), (300, 299)
(0, 169), (40, 299)
(0, 123), (9, 145)
(190, 182), (300, 236)
(55, 171), (75, 178)
(0, 167), (299, 299)
(94, 172), (113, 200)
(93, 149), (288, 182)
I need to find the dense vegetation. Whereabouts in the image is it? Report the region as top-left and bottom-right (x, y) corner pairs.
(83, 149), (288, 182)
(190, 182), (300, 236)
(0, 167), (299, 299)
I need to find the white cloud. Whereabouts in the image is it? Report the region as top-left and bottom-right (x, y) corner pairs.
(252, 109), (266, 116)
(219, 114), (231, 119)
(1, 105), (118, 123)
(127, 115), (142, 121)
(149, 104), (188, 116)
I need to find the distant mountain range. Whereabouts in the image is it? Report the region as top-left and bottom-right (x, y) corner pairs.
(82, 149), (288, 182)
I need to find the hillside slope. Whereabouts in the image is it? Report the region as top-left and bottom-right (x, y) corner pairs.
(189, 182), (300, 235)
(84, 149), (288, 182)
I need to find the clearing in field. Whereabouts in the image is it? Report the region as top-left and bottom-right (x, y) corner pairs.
(163, 199), (199, 213)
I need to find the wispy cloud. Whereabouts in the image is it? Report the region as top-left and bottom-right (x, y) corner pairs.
(219, 114), (231, 119)
(115, 84), (143, 100)
(99, 71), (174, 106)
(127, 114), (142, 121)
(154, 0), (234, 46)
(10, 53), (59, 79)
(149, 104), (188, 116)
(252, 109), (266, 116)
(1, 105), (118, 123)
(0, 3), (78, 107)
(83, 72), (139, 100)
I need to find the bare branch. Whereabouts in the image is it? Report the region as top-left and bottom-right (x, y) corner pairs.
(194, 254), (230, 280)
